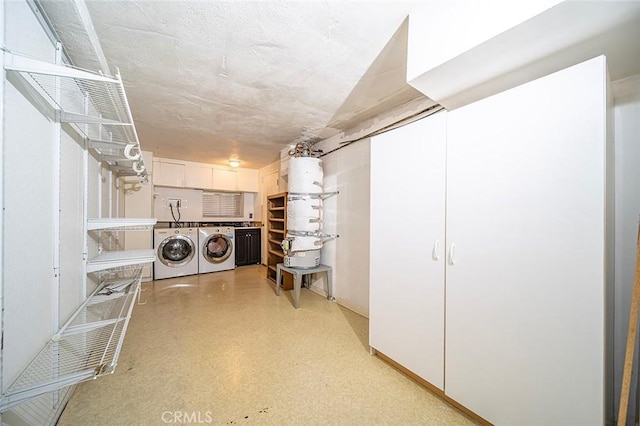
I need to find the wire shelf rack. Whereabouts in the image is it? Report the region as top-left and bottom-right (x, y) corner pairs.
(87, 217), (157, 232)
(2, 49), (155, 422)
(87, 249), (155, 274)
(1, 386), (74, 426)
(2, 49), (148, 181)
(0, 276), (142, 413)
(287, 191), (339, 201)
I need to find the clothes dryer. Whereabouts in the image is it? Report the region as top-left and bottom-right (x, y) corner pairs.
(199, 227), (236, 273)
(153, 227), (199, 279)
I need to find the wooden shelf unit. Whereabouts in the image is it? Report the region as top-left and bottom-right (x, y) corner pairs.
(266, 192), (293, 289)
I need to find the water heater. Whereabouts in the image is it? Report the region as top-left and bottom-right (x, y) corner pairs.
(281, 143), (337, 269)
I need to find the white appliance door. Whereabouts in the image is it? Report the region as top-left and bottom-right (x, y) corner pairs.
(369, 112), (447, 389)
(202, 234), (233, 263)
(158, 235), (196, 267)
(445, 56), (607, 424)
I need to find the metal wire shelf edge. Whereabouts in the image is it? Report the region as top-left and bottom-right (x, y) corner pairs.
(87, 217), (157, 231)
(3, 384), (75, 426)
(2, 50), (148, 182)
(0, 279), (142, 412)
(63, 278), (139, 336)
(287, 191), (339, 201)
(87, 249), (156, 273)
(3, 50), (126, 119)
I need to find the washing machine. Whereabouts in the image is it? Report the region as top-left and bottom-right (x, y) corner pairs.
(198, 227), (236, 273)
(153, 227), (199, 279)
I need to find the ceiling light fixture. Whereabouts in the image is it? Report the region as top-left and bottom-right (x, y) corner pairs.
(228, 159), (240, 168)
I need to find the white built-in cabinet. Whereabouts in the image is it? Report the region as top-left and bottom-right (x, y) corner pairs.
(212, 168), (238, 190)
(370, 112), (447, 389)
(155, 159), (186, 187)
(154, 158), (259, 192)
(370, 56), (610, 425)
(186, 163), (214, 189)
(237, 168), (260, 193)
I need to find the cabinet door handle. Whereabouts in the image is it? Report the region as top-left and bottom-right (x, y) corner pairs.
(432, 240), (440, 261)
(448, 243), (456, 266)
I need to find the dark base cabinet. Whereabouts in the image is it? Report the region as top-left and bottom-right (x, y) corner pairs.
(235, 228), (261, 266)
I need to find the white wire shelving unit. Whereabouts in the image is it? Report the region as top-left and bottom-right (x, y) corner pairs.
(0, 225), (155, 415)
(2, 49), (149, 181)
(1, 49), (157, 419)
(87, 219), (156, 274)
(0, 273), (142, 413)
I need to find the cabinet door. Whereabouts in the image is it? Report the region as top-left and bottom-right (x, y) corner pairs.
(234, 229), (248, 265)
(237, 168), (259, 192)
(235, 229), (261, 265)
(247, 229), (261, 264)
(185, 164), (213, 189)
(369, 112), (447, 389)
(212, 168), (237, 191)
(445, 57), (607, 424)
(153, 160), (185, 187)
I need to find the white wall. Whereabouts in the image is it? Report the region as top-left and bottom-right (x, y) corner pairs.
(315, 141), (371, 317)
(407, 1), (640, 110)
(258, 160), (282, 265)
(153, 187), (203, 222)
(123, 151), (155, 280)
(407, 1), (559, 82)
(2, 0), (58, 391)
(407, 0), (561, 108)
(613, 73), (640, 422)
(59, 129), (86, 324)
(152, 186), (254, 223)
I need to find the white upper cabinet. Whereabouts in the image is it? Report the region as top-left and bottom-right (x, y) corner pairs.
(153, 159), (185, 187)
(237, 168), (259, 192)
(185, 164), (213, 189)
(211, 168), (237, 191)
(153, 157), (258, 192)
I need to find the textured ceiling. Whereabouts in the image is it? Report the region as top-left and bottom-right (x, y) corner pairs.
(41, 0), (425, 168)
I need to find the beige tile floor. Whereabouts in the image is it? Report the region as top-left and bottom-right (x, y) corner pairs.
(58, 265), (476, 425)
